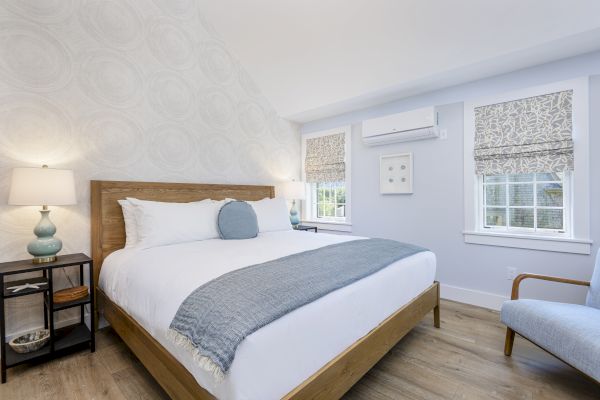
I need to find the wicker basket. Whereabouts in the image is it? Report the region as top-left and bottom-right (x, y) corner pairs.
(53, 285), (89, 304)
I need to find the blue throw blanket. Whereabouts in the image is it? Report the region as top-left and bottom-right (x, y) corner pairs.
(167, 238), (427, 380)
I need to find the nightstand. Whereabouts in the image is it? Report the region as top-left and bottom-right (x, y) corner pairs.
(294, 225), (318, 233)
(0, 253), (95, 383)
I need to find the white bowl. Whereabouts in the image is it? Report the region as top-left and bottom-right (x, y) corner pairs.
(9, 329), (50, 354)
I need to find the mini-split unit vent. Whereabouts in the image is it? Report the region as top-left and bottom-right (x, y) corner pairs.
(362, 106), (439, 146)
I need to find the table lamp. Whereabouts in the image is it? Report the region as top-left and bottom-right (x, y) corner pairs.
(280, 181), (306, 227)
(8, 165), (76, 264)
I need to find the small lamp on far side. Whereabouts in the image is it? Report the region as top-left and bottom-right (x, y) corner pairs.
(279, 180), (306, 227)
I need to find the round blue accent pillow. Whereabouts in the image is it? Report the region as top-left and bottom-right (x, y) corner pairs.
(217, 201), (259, 240)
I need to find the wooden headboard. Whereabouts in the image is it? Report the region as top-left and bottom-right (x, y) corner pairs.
(90, 180), (275, 291)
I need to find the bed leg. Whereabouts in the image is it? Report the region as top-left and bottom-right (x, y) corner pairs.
(433, 282), (440, 328)
(504, 328), (515, 356)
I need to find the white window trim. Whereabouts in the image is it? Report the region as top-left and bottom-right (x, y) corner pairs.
(301, 125), (352, 232)
(463, 78), (591, 254)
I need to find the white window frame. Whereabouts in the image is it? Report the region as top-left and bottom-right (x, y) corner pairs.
(463, 78), (592, 254)
(301, 125), (352, 232)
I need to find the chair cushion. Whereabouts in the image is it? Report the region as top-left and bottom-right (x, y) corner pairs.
(217, 201), (258, 240)
(501, 299), (600, 381)
(586, 247), (600, 309)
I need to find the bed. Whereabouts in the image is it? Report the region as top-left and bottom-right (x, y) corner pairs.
(91, 180), (440, 400)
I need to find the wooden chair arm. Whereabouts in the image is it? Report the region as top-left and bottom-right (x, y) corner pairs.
(511, 273), (590, 300)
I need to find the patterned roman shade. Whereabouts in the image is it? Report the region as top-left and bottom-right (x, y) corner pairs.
(305, 132), (345, 183)
(474, 90), (573, 175)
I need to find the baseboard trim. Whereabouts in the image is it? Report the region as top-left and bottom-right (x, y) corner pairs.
(440, 284), (508, 311)
(5, 314), (91, 342)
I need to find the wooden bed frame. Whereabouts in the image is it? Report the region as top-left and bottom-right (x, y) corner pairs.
(91, 180), (440, 400)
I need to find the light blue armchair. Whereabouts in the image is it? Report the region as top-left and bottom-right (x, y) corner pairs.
(501, 250), (600, 383)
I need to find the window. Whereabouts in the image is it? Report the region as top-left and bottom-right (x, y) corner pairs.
(463, 78), (591, 254)
(313, 181), (346, 220)
(482, 173), (569, 235)
(301, 126), (351, 229)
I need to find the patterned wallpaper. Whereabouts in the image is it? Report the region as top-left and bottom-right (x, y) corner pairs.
(0, 0), (300, 336)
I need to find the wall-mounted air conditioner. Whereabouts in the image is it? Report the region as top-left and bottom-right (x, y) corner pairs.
(362, 106), (439, 146)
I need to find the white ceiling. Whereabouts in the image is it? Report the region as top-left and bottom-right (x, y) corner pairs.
(198, 0), (600, 123)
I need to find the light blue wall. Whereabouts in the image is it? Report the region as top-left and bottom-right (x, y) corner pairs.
(302, 51), (600, 306)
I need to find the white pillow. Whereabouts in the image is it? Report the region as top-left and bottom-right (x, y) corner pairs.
(118, 199), (137, 248)
(249, 197), (292, 232)
(127, 198), (221, 249)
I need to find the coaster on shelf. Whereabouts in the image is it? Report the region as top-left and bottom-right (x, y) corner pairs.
(53, 285), (89, 303)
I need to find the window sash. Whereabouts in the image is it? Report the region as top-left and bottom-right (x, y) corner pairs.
(311, 182), (347, 222)
(480, 173), (570, 235)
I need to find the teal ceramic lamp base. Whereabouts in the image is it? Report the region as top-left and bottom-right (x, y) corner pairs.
(27, 208), (62, 264)
(289, 200), (300, 227)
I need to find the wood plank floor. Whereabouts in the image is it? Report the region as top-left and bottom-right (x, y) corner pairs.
(1, 300), (598, 399)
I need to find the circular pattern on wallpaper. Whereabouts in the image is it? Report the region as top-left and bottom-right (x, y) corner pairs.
(196, 11), (221, 38)
(83, 167), (137, 188)
(148, 124), (198, 171)
(268, 115), (299, 146)
(2, 0), (75, 23)
(197, 88), (235, 129)
(237, 141), (270, 178)
(79, 110), (144, 167)
(268, 146), (297, 178)
(79, 0), (144, 50)
(151, 0), (196, 19)
(237, 62), (261, 97)
(0, 21), (72, 91)
(152, 172), (200, 184)
(237, 101), (268, 138)
(72, 171), (93, 207)
(147, 18), (196, 70)
(198, 41), (235, 85)
(0, 208), (30, 238)
(202, 134), (235, 174)
(78, 49), (143, 108)
(0, 93), (73, 163)
(148, 72), (195, 121)
(0, 168), (23, 233)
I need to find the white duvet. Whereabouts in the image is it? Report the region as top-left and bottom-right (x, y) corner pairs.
(99, 230), (436, 400)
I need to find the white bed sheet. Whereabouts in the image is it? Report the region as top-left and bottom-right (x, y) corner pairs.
(99, 231), (436, 400)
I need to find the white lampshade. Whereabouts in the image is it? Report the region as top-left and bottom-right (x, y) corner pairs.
(279, 181), (306, 200)
(8, 166), (76, 206)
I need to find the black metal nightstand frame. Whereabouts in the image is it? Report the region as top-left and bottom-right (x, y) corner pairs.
(294, 225), (318, 233)
(0, 253), (95, 383)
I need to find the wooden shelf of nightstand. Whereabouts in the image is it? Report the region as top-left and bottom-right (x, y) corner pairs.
(5, 324), (91, 368)
(3, 276), (49, 299)
(45, 294), (91, 312)
(0, 254), (91, 276)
